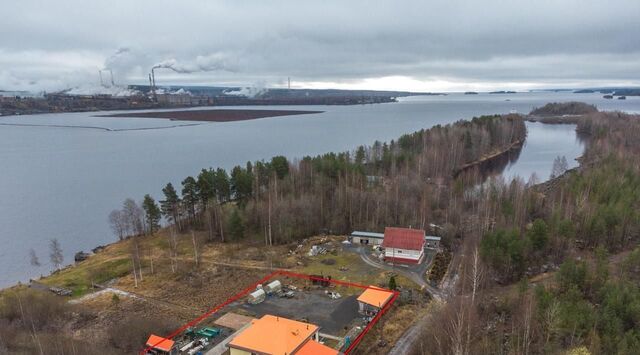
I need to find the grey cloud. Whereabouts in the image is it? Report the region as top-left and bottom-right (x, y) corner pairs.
(1, 0), (639, 91)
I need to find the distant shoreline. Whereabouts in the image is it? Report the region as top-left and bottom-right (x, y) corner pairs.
(97, 109), (325, 122)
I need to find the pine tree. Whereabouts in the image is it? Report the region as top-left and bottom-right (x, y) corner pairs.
(142, 194), (161, 234)
(181, 176), (199, 223)
(355, 146), (366, 165)
(388, 275), (397, 290)
(213, 168), (231, 202)
(197, 169), (215, 206)
(228, 208), (245, 240)
(231, 166), (253, 202)
(160, 183), (181, 226)
(271, 156), (289, 179)
(526, 219), (549, 251)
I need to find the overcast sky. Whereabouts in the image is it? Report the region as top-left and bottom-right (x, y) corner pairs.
(2, 0), (640, 93)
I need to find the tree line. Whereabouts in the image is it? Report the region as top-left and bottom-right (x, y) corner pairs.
(475, 111), (640, 283)
(415, 109), (640, 354)
(109, 114), (527, 248)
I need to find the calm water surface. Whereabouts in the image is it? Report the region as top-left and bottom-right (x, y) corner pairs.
(0, 92), (638, 286)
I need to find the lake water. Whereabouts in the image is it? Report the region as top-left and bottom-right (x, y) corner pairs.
(1, 91), (638, 287)
(501, 121), (586, 183)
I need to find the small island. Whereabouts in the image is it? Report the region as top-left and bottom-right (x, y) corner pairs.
(530, 102), (598, 116)
(488, 90), (517, 94)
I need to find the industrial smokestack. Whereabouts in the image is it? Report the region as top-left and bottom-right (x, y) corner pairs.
(98, 70), (104, 87)
(109, 70), (115, 86)
(150, 69), (157, 102)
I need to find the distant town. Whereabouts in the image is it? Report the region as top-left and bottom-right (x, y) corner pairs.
(3, 85), (638, 117)
(0, 86), (438, 117)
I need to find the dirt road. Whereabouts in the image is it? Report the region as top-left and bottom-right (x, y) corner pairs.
(386, 249), (463, 354)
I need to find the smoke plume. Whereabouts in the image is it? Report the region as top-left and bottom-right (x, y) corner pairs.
(224, 80), (268, 98)
(104, 47), (132, 70)
(152, 53), (236, 74)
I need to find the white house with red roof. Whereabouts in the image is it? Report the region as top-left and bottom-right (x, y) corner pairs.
(381, 227), (426, 264)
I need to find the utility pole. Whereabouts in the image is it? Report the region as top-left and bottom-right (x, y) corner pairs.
(268, 184), (273, 246)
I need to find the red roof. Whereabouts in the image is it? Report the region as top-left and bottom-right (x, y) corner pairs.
(382, 227), (425, 250)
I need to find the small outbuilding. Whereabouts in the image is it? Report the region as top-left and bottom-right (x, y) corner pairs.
(357, 286), (394, 315)
(265, 280), (282, 295)
(382, 227), (426, 264)
(248, 289), (266, 304)
(145, 334), (177, 355)
(425, 235), (442, 249)
(350, 231), (385, 245)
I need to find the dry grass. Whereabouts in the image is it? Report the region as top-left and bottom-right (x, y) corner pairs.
(115, 264), (269, 313)
(351, 302), (430, 355)
(67, 291), (186, 350)
(24, 229), (430, 354)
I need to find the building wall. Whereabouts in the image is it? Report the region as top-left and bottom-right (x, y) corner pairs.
(359, 301), (380, 314)
(426, 240), (440, 249)
(230, 348), (252, 355)
(385, 247), (424, 263)
(351, 236), (383, 245)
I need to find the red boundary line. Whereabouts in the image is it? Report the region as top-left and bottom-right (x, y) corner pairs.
(345, 287), (399, 353)
(140, 270), (276, 354)
(141, 269), (399, 354)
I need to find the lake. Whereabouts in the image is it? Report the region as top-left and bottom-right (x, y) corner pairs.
(0, 91), (638, 287)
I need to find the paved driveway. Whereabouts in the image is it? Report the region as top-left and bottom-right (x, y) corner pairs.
(353, 246), (444, 300)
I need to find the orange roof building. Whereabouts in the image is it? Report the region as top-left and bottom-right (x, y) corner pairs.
(145, 334), (176, 354)
(297, 339), (339, 355)
(357, 286), (394, 314)
(228, 314), (337, 355)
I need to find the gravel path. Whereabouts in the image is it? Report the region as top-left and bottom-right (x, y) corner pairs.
(68, 287), (138, 304)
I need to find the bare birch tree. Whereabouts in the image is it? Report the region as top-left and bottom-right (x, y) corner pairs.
(28, 248), (41, 267)
(169, 226), (179, 273)
(129, 236), (143, 285)
(48, 239), (63, 271)
(122, 198), (144, 236)
(191, 230), (199, 266)
(108, 209), (126, 240)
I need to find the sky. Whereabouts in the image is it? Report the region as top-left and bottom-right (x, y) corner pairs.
(1, 0), (640, 93)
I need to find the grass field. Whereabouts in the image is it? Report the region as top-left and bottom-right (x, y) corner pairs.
(33, 231), (421, 300)
(40, 243), (132, 296)
(299, 251), (416, 292)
